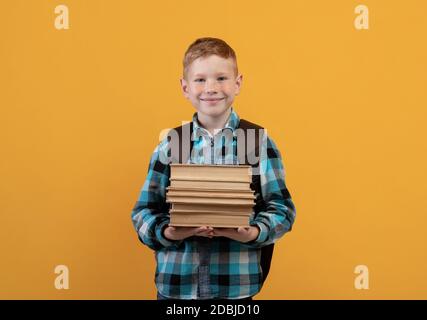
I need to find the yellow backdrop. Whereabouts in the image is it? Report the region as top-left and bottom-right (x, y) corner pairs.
(1, 0), (426, 299)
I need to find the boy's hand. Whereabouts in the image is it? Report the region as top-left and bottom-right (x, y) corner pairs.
(163, 225), (214, 241)
(212, 226), (260, 243)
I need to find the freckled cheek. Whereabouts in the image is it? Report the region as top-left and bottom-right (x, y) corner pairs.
(223, 82), (236, 92)
(190, 86), (204, 96)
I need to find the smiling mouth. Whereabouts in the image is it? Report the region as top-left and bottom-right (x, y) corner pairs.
(200, 98), (225, 102)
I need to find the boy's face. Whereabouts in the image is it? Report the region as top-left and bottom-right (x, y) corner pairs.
(180, 55), (242, 120)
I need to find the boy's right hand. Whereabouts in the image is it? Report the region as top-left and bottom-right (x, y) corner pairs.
(163, 225), (214, 241)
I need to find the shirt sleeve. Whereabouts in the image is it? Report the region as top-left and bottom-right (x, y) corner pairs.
(130, 138), (183, 251)
(243, 133), (296, 248)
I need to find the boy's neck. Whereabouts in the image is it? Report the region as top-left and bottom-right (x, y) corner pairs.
(197, 108), (232, 136)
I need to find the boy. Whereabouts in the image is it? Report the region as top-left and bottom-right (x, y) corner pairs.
(131, 37), (296, 300)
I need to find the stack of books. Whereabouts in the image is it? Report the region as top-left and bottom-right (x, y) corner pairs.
(166, 164), (256, 228)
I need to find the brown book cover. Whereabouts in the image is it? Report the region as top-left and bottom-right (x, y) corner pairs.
(169, 179), (251, 190)
(166, 196), (255, 206)
(170, 209), (251, 217)
(167, 186), (253, 193)
(170, 163), (252, 183)
(166, 190), (255, 199)
(171, 203), (253, 213)
(170, 212), (250, 228)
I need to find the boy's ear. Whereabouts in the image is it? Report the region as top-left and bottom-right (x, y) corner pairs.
(180, 78), (189, 99)
(235, 74), (243, 96)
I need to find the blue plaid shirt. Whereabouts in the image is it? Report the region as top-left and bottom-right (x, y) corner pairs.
(131, 107), (296, 299)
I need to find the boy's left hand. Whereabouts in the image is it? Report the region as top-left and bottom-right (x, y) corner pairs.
(212, 226), (260, 243)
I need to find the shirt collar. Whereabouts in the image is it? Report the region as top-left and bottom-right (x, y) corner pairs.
(191, 107), (240, 140)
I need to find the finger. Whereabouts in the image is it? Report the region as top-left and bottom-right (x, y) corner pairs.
(197, 226), (215, 233)
(195, 227), (209, 234)
(195, 228), (213, 235)
(203, 227), (215, 235)
(195, 229), (210, 234)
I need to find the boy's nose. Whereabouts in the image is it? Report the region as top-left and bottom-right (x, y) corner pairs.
(204, 80), (218, 93)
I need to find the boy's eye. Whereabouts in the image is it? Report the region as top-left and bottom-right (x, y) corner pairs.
(218, 77), (227, 81)
(194, 78), (205, 82)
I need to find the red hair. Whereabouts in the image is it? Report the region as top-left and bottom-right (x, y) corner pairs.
(183, 37), (238, 78)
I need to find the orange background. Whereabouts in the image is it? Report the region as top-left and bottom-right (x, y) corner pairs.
(1, 0), (426, 299)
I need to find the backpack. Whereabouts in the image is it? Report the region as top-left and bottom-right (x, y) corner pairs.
(170, 118), (274, 285)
